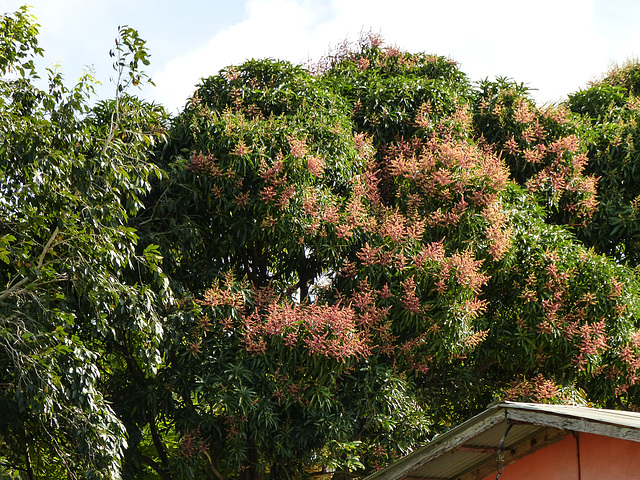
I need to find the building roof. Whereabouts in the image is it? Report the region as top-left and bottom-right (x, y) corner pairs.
(365, 401), (640, 480)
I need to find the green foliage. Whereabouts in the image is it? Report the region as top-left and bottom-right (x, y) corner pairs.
(477, 185), (640, 402)
(321, 33), (470, 145)
(160, 58), (363, 296)
(567, 59), (640, 265)
(129, 33), (640, 480)
(0, 8), (168, 479)
(472, 77), (597, 228)
(4, 10), (640, 480)
(0, 6), (43, 77)
(109, 25), (154, 92)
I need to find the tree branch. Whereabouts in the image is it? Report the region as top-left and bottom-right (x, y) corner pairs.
(0, 226), (60, 302)
(148, 416), (170, 467)
(38, 226), (59, 270)
(0, 276), (29, 302)
(134, 449), (170, 480)
(24, 427), (34, 480)
(474, 358), (497, 373)
(203, 450), (227, 480)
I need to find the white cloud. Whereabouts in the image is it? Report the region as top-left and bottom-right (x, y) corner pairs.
(1, 0), (131, 93)
(4, 0), (634, 112)
(327, 0), (608, 103)
(154, 0), (617, 112)
(152, 0), (336, 113)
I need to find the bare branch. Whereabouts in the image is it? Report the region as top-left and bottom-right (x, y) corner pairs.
(203, 451), (227, 480)
(37, 226), (59, 269)
(0, 226), (60, 302)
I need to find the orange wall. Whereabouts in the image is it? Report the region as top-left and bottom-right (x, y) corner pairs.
(481, 432), (640, 480)
(581, 432), (640, 478)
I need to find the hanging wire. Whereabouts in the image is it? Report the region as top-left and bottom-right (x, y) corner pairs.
(495, 424), (513, 479)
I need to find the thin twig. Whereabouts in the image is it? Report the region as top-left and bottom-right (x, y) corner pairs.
(0, 226), (60, 302)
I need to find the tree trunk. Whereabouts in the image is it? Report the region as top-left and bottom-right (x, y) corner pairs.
(24, 439), (34, 480)
(238, 440), (265, 480)
(332, 471), (351, 480)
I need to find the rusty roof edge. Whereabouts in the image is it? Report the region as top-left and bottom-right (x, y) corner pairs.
(501, 401), (640, 420)
(364, 402), (640, 480)
(364, 404), (509, 480)
(503, 402), (640, 442)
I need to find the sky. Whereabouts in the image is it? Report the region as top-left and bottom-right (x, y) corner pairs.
(1, 0), (639, 114)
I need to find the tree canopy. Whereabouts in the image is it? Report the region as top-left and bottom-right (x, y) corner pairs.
(3, 9), (640, 480)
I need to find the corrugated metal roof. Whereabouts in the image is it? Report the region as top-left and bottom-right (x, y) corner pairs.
(365, 402), (640, 480)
